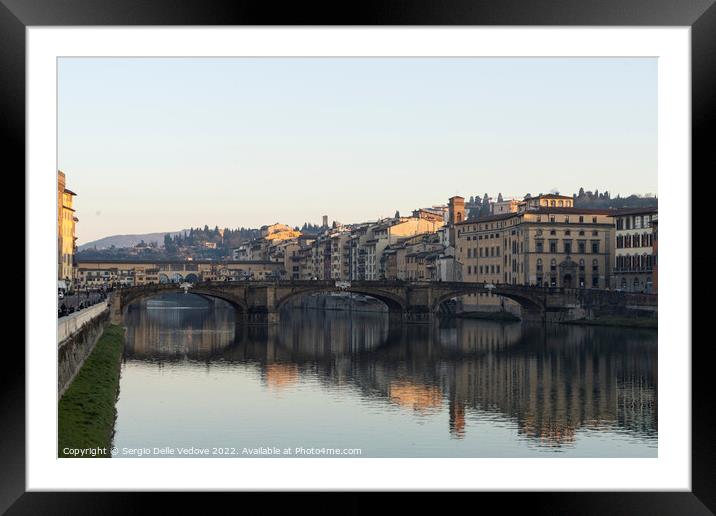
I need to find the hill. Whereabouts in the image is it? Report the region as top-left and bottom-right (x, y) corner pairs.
(78, 231), (186, 251)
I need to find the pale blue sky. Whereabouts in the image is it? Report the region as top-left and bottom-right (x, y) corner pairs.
(58, 57), (657, 244)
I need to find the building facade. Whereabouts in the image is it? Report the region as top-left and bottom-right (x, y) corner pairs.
(456, 204), (614, 289)
(75, 259), (284, 287)
(452, 199), (614, 313)
(57, 171), (78, 288)
(610, 208), (657, 293)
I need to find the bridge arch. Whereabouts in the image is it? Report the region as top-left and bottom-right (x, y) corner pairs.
(274, 286), (407, 313)
(118, 285), (248, 317)
(430, 286), (545, 314)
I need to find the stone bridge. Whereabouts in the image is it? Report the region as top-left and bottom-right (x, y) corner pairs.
(110, 280), (657, 324)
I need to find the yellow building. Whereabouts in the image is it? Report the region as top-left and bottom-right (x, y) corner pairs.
(261, 223), (301, 242)
(57, 171), (77, 287)
(454, 196), (614, 314)
(520, 193), (574, 210)
(456, 204), (614, 288)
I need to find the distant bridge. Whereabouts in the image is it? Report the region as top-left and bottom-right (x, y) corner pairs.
(110, 280), (657, 324)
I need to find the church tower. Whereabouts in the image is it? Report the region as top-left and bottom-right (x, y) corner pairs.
(447, 196), (465, 247)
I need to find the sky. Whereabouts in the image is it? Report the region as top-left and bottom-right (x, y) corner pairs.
(58, 57), (657, 244)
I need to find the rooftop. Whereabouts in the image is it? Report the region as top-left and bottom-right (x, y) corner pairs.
(607, 207), (658, 216)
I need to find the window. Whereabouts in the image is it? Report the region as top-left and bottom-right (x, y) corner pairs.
(591, 241), (600, 254)
(564, 240), (572, 254)
(550, 259), (557, 272)
(549, 241), (557, 253)
(535, 241), (544, 253)
(536, 258), (543, 272)
(592, 217), (597, 224)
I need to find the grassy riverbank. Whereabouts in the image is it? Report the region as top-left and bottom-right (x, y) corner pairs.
(561, 316), (658, 329)
(58, 324), (124, 458)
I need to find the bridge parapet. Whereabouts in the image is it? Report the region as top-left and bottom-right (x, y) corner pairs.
(112, 281), (656, 324)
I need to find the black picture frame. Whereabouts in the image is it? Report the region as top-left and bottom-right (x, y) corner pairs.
(6, 0), (711, 513)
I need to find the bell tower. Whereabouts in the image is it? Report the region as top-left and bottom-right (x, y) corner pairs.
(448, 196), (465, 247)
(448, 196), (465, 225)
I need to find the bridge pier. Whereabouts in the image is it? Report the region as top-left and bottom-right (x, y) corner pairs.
(520, 308), (546, 324)
(403, 306), (434, 324)
(246, 308), (279, 325)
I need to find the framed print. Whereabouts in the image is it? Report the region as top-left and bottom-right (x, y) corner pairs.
(6, 0), (712, 512)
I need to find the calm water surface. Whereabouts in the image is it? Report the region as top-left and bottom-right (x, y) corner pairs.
(112, 293), (657, 458)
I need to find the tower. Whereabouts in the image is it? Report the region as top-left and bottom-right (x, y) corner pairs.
(447, 196), (465, 247)
(448, 196), (465, 225)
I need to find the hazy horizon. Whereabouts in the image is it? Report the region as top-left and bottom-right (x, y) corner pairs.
(58, 57), (657, 244)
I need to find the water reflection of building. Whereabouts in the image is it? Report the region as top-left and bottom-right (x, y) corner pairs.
(448, 398), (466, 439)
(124, 300), (657, 447)
(388, 380), (442, 413)
(231, 313), (657, 445)
(264, 363), (299, 390)
(124, 294), (236, 360)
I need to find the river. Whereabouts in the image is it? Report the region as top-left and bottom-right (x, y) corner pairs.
(111, 293), (657, 458)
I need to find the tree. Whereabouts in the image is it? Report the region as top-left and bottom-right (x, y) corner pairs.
(394, 210), (400, 219)
(479, 193), (491, 217)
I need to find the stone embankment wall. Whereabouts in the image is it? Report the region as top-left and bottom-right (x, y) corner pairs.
(58, 305), (110, 397)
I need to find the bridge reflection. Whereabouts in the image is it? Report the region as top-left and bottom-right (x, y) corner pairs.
(123, 294), (657, 447)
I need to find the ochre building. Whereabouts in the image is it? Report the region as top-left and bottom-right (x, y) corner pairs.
(57, 171), (78, 287)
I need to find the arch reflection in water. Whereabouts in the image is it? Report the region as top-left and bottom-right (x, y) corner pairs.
(124, 293), (236, 360)
(113, 298), (657, 457)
